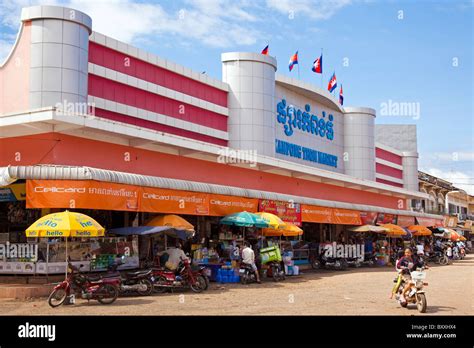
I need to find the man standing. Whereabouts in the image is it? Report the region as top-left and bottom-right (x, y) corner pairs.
(241, 241), (261, 284)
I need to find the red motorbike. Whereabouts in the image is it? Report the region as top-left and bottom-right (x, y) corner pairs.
(152, 258), (207, 293)
(48, 261), (120, 308)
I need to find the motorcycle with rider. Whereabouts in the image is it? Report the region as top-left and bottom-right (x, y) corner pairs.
(390, 248), (428, 313)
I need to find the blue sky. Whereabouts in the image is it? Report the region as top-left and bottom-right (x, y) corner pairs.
(1, 0), (473, 193)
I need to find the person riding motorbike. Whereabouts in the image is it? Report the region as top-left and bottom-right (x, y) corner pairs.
(241, 241), (261, 284)
(390, 248), (425, 301)
(157, 243), (189, 272)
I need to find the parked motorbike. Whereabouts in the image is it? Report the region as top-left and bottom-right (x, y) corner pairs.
(192, 264), (210, 290)
(395, 268), (428, 313)
(361, 253), (377, 267)
(104, 259), (154, 296)
(346, 256), (362, 268)
(265, 260), (286, 281)
(152, 258), (207, 293)
(48, 261), (119, 308)
(239, 262), (259, 284)
(426, 250), (449, 265)
(310, 249), (348, 270)
(459, 246), (466, 260)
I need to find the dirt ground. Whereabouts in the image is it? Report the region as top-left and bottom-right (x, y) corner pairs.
(1, 254), (473, 316)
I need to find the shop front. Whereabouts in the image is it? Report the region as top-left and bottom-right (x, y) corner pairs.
(0, 169), (444, 277)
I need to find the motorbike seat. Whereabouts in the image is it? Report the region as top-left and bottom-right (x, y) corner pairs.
(126, 270), (152, 278)
(87, 274), (103, 282)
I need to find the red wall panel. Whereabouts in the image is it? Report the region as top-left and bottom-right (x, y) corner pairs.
(88, 42), (228, 107)
(375, 147), (403, 165)
(376, 163), (403, 179)
(88, 75), (227, 132)
(376, 178), (404, 188)
(94, 108), (227, 146)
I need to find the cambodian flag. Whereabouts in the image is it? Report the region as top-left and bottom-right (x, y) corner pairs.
(289, 51), (298, 71)
(312, 55), (322, 74)
(261, 45), (269, 55)
(328, 72), (337, 92)
(339, 85), (344, 105)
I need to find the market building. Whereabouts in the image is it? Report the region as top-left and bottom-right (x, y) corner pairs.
(0, 5), (447, 275)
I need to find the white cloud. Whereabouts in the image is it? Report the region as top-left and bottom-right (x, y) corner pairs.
(266, 0), (351, 20)
(67, 0), (264, 47)
(1, 0), (352, 55)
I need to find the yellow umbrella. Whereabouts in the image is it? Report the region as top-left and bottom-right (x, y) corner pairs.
(254, 212), (287, 229)
(348, 225), (389, 233)
(378, 223), (407, 236)
(26, 211), (105, 278)
(407, 225), (432, 236)
(26, 211), (105, 237)
(146, 214), (194, 231)
(262, 223), (303, 237)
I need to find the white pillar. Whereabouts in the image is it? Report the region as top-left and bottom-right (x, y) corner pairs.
(343, 107), (376, 181)
(221, 52), (277, 156)
(22, 5), (92, 109)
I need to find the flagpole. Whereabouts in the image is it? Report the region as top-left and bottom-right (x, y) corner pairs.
(298, 62), (300, 80)
(320, 48), (323, 89)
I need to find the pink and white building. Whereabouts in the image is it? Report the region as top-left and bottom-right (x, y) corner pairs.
(0, 5), (443, 228)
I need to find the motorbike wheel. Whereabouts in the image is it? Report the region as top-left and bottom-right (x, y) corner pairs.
(416, 293), (427, 313)
(399, 301), (408, 308)
(340, 260), (348, 271)
(439, 256), (449, 265)
(272, 266), (280, 282)
(240, 273), (248, 284)
(190, 275), (205, 293)
(202, 275), (210, 290)
(137, 279), (153, 296)
(311, 258), (321, 270)
(97, 284), (119, 305)
(152, 275), (168, 294)
(48, 288), (67, 308)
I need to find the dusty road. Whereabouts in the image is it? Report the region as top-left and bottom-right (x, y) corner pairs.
(1, 254), (473, 315)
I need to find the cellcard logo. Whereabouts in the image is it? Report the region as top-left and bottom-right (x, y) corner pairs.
(18, 322), (56, 341)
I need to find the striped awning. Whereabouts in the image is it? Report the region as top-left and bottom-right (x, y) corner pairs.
(1, 165), (444, 220)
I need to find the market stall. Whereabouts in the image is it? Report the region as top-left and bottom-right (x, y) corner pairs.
(376, 223), (407, 266)
(25, 211), (104, 277)
(190, 211), (269, 282)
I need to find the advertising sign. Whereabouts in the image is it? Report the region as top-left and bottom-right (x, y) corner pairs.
(396, 215), (416, 227)
(443, 215), (458, 228)
(302, 205), (361, 225)
(27, 180), (260, 217)
(0, 183), (26, 202)
(376, 213), (396, 224)
(359, 212), (378, 225)
(208, 194), (258, 216)
(259, 200), (302, 226)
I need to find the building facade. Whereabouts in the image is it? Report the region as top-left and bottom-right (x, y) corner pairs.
(0, 5), (444, 243)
